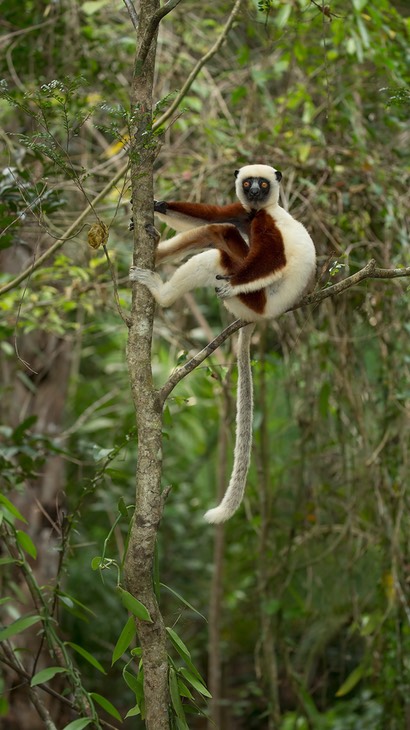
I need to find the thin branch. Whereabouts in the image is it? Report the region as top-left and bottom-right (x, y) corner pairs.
(299, 259), (410, 309)
(102, 243), (130, 325)
(123, 0), (139, 30)
(159, 260), (410, 403)
(1, 645), (58, 730)
(154, 0), (244, 130)
(0, 650), (120, 730)
(159, 319), (244, 404)
(0, 161), (129, 297)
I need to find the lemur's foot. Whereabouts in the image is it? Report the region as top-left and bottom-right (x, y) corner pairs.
(145, 223), (161, 243)
(129, 266), (151, 282)
(215, 280), (235, 299)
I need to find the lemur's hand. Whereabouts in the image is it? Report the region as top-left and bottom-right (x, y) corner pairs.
(154, 200), (167, 214)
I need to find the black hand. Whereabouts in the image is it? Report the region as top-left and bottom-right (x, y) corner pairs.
(154, 200), (167, 214)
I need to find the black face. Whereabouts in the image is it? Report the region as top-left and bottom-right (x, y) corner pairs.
(241, 177), (271, 203)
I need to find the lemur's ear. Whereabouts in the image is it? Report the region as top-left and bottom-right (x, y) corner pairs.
(234, 170), (239, 178)
(275, 170), (282, 182)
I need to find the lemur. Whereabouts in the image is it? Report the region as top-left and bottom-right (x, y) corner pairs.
(129, 164), (316, 523)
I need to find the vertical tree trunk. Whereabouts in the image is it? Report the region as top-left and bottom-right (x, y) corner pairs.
(124, 2), (170, 728)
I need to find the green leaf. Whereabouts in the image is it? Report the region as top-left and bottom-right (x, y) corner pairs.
(179, 668), (212, 698)
(57, 592), (95, 616)
(117, 497), (128, 518)
(62, 720), (93, 730)
(177, 679), (194, 700)
(31, 667), (67, 687)
(122, 668), (139, 695)
(82, 0), (110, 15)
(118, 588), (152, 622)
(335, 664), (366, 697)
(90, 693), (122, 722)
(276, 4), (292, 28)
(352, 0), (367, 10)
(112, 616), (136, 665)
(160, 583), (207, 622)
(169, 668), (188, 727)
(91, 556), (102, 570)
(166, 627), (191, 662)
(66, 642), (106, 674)
(0, 494), (27, 524)
(16, 530), (37, 559)
(166, 627), (204, 683)
(0, 615), (41, 641)
(125, 704), (140, 718)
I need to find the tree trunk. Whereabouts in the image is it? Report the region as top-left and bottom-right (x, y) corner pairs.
(124, 1), (170, 728)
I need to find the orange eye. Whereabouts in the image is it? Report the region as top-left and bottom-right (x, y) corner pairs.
(243, 181), (250, 188)
(261, 181), (268, 188)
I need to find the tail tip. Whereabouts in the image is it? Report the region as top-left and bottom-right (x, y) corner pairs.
(204, 506), (232, 524)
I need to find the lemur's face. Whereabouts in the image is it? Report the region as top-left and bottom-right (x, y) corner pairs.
(241, 177), (272, 204)
(234, 165), (282, 210)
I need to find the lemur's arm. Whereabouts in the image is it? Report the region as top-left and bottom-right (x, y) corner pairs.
(154, 200), (253, 236)
(216, 209), (287, 296)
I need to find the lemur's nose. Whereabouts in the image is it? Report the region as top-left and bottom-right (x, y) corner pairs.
(249, 185), (260, 197)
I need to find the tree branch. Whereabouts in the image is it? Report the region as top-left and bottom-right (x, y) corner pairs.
(159, 260), (410, 402)
(154, 0), (244, 130)
(123, 0), (139, 31)
(0, 162), (128, 297)
(137, 0), (183, 64)
(158, 319), (243, 404)
(299, 259), (410, 309)
(1, 643), (58, 730)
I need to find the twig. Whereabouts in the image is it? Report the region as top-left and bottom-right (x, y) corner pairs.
(1, 644), (58, 730)
(102, 244), (130, 325)
(0, 649), (120, 730)
(298, 260), (410, 309)
(0, 162), (129, 297)
(159, 319), (244, 404)
(123, 0), (139, 30)
(154, 0), (244, 130)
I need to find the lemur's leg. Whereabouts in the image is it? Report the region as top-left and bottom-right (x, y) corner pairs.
(130, 250), (226, 308)
(156, 223), (248, 264)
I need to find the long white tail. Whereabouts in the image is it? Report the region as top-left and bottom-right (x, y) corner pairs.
(204, 323), (256, 524)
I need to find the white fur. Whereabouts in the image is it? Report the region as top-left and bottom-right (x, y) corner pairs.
(155, 209), (207, 233)
(204, 323), (255, 523)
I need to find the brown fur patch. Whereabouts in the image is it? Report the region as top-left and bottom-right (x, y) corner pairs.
(238, 290), (267, 314)
(230, 209), (286, 286)
(166, 201), (254, 234)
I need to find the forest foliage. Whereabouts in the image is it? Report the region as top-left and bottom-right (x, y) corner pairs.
(0, 0), (409, 728)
